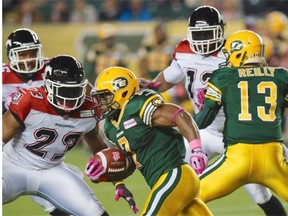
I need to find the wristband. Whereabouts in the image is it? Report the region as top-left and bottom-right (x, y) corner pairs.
(189, 139), (201, 151)
(172, 108), (184, 123)
(114, 181), (124, 187)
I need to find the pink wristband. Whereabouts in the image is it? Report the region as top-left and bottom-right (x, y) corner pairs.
(189, 139), (201, 151)
(172, 108), (184, 123)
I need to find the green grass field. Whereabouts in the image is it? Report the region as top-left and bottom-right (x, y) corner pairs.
(3, 145), (287, 216)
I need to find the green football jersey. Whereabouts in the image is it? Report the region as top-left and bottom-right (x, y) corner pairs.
(203, 66), (288, 145)
(104, 89), (186, 188)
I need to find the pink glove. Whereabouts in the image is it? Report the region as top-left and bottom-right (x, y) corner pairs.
(195, 89), (205, 111)
(4, 88), (20, 109)
(189, 139), (208, 175)
(85, 157), (105, 182)
(139, 78), (161, 90)
(115, 182), (138, 214)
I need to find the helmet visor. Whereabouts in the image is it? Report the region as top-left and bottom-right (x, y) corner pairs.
(188, 25), (224, 55)
(46, 79), (88, 111)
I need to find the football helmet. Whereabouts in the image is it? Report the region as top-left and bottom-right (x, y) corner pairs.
(188, 5), (226, 55)
(266, 11), (287, 35)
(6, 28), (44, 76)
(91, 66), (139, 119)
(223, 30), (266, 67)
(44, 55), (88, 112)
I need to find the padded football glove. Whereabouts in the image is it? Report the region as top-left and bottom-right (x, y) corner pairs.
(85, 157), (105, 182)
(114, 182), (138, 214)
(189, 139), (208, 175)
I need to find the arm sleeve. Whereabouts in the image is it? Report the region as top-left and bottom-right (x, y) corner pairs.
(194, 78), (222, 129)
(162, 59), (185, 84)
(194, 105), (220, 129)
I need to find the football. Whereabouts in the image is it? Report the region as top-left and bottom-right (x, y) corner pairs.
(93, 148), (135, 182)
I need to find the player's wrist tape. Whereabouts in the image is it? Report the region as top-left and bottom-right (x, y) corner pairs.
(114, 181), (124, 187)
(172, 108), (184, 123)
(189, 139), (201, 152)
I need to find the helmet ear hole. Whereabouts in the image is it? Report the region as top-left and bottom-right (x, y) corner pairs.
(122, 91), (128, 98)
(236, 54), (242, 59)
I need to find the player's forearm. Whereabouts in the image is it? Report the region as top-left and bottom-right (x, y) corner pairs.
(194, 106), (218, 129)
(153, 72), (174, 92)
(174, 108), (200, 141)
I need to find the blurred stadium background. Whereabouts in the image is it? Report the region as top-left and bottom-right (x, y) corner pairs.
(2, 0), (288, 215)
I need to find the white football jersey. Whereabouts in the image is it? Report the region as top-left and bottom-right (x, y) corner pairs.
(4, 87), (97, 170)
(163, 39), (226, 137)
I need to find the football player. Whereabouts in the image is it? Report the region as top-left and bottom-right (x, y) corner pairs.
(139, 5), (287, 215)
(2, 55), (136, 215)
(86, 66), (212, 215)
(2, 28), (74, 216)
(3, 28), (46, 113)
(195, 29), (288, 206)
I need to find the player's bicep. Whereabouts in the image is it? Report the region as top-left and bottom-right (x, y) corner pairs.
(2, 110), (23, 143)
(152, 104), (178, 127)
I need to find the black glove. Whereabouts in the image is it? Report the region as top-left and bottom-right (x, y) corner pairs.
(114, 182), (138, 214)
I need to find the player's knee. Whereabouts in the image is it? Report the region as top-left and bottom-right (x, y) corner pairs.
(244, 184), (272, 204)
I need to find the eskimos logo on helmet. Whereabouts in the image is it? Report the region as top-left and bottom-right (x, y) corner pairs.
(112, 77), (128, 91)
(230, 40), (243, 52)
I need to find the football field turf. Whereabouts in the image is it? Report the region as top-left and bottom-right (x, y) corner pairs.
(3, 145), (287, 216)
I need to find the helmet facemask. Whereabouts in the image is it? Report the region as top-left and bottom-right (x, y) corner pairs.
(45, 79), (88, 112)
(9, 44), (44, 75)
(188, 24), (224, 55)
(91, 89), (117, 121)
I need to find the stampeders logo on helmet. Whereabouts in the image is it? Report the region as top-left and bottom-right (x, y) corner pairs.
(195, 21), (209, 27)
(113, 77), (128, 91)
(54, 69), (67, 77)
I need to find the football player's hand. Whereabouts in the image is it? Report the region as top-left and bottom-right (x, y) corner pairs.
(114, 182), (138, 214)
(190, 147), (208, 175)
(4, 88), (19, 109)
(139, 78), (161, 90)
(85, 157), (105, 182)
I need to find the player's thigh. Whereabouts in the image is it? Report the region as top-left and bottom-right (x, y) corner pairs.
(264, 143), (288, 201)
(199, 146), (248, 202)
(2, 158), (34, 203)
(39, 163), (105, 216)
(141, 164), (199, 216)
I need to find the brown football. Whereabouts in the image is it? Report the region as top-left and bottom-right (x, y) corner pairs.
(93, 148), (135, 182)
